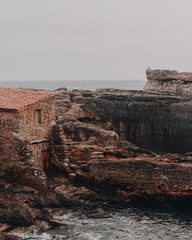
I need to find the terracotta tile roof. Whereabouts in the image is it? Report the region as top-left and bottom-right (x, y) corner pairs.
(0, 88), (53, 110)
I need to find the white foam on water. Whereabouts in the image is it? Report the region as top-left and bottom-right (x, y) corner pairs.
(16, 232), (52, 240)
(78, 231), (103, 240)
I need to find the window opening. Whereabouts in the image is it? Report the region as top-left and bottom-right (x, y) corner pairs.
(35, 109), (42, 124)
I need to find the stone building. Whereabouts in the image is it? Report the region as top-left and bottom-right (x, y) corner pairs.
(0, 88), (55, 170)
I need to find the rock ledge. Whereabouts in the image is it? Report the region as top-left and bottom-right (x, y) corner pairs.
(144, 69), (192, 94)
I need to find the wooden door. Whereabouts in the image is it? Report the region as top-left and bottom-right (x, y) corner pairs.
(41, 150), (49, 170)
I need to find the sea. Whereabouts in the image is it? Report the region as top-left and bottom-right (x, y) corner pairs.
(0, 79), (145, 91)
(3, 79), (192, 240)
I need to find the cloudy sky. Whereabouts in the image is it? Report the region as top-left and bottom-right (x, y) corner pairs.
(0, 0), (192, 81)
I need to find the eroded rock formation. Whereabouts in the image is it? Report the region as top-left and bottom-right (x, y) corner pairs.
(0, 234), (23, 240)
(0, 175), (100, 232)
(51, 86), (192, 201)
(144, 69), (192, 94)
(2, 72), (192, 231)
(51, 113), (192, 201)
(54, 88), (192, 154)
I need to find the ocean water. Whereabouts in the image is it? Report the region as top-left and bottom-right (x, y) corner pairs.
(17, 204), (192, 240)
(10, 79), (192, 239)
(0, 79), (146, 91)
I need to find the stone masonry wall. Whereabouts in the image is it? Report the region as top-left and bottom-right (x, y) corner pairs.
(0, 109), (20, 165)
(19, 97), (55, 142)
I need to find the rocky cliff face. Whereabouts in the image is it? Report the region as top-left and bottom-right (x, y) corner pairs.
(50, 87), (192, 201)
(3, 80), (192, 231)
(89, 153), (192, 200)
(51, 111), (192, 201)
(54, 88), (192, 154)
(144, 69), (192, 94)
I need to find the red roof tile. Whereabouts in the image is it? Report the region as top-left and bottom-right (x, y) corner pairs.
(0, 88), (53, 110)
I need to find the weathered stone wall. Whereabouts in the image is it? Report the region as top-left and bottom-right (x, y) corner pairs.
(0, 109), (21, 165)
(19, 97), (55, 142)
(0, 96), (54, 171)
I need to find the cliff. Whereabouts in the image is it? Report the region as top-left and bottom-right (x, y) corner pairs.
(51, 87), (192, 201)
(51, 113), (192, 201)
(54, 88), (192, 154)
(144, 69), (192, 94)
(2, 74), (192, 232)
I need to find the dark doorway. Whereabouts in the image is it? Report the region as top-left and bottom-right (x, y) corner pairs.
(41, 149), (49, 170)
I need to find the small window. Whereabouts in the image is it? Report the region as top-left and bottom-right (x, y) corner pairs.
(35, 109), (42, 124)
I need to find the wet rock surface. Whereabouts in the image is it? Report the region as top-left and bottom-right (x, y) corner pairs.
(0, 234), (23, 240)
(0, 175), (102, 235)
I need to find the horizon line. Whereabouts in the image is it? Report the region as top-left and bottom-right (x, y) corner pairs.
(0, 79), (146, 82)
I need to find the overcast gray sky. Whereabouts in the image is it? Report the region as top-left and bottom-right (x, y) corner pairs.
(0, 0), (192, 81)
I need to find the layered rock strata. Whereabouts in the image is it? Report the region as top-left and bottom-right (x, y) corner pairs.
(51, 87), (192, 201)
(51, 115), (192, 201)
(54, 88), (192, 154)
(144, 69), (192, 94)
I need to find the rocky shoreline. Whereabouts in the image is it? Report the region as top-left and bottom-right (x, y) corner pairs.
(0, 173), (103, 238)
(1, 69), (192, 238)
